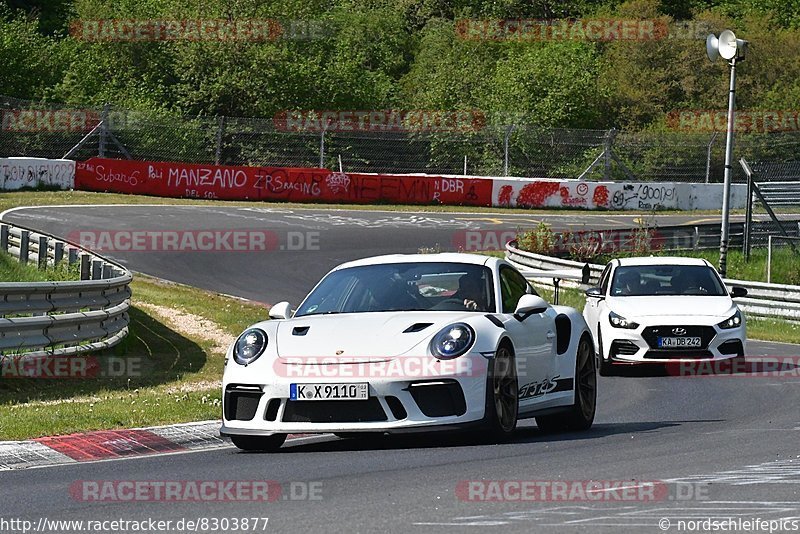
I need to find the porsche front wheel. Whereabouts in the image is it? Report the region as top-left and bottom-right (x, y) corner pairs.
(483, 344), (519, 442)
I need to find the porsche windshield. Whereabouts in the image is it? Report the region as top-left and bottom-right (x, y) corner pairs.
(610, 264), (727, 297)
(295, 262), (496, 315)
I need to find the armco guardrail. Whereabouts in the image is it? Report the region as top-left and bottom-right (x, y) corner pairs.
(506, 241), (800, 321)
(0, 222), (131, 357)
(757, 181), (800, 207)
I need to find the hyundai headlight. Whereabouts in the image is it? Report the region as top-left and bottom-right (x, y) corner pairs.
(431, 323), (475, 359)
(609, 311), (639, 329)
(717, 310), (742, 330)
(233, 328), (268, 365)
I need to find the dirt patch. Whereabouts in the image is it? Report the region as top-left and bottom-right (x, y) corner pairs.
(135, 302), (235, 357)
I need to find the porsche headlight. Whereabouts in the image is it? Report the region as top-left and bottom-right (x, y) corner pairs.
(609, 311), (639, 329)
(718, 310), (742, 330)
(233, 328), (268, 365)
(431, 323), (475, 360)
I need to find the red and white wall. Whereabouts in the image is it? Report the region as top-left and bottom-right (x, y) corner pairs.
(7, 156), (747, 211)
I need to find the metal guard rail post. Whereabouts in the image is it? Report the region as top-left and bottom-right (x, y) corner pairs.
(0, 222), (131, 357)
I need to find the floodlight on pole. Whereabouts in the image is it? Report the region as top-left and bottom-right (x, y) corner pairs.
(706, 30), (747, 277)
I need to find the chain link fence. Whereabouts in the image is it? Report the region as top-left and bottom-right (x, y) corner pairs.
(4, 95), (800, 183)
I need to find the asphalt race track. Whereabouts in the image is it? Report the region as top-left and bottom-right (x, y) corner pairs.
(2, 205), (800, 533)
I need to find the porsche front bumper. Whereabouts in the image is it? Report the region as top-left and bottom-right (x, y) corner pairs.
(220, 355), (491, 435)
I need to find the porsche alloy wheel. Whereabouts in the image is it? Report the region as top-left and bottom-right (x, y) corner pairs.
(536, 335), (596, 433)
(484, 345), (519, 441)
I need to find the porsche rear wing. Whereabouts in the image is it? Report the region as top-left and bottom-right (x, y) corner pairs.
(517, 264), (592, 305)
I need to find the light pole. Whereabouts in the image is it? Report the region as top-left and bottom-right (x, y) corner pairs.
(706, 30), (747, 277)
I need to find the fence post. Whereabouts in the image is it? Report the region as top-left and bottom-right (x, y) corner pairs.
(54, 241), (64, 265)
(99, 103), (110, 157)
(68, 247), (78, 266)
(319, 126), (326, 168)
(102, 264), (113, 279)
(215, 116), (225, 165)
(80, 254), (90, 280)
(603, 128), (617, 182)
(91, 259), (103, 280)
(705, 132), (718, 184)
(0, 224), (8, 252)
(37, 236), (48, 269)
(744, 165), (753, 260)
(503, 125), (515, 176)
(767, 235), (772, 284)
(20, 230), (30, 264)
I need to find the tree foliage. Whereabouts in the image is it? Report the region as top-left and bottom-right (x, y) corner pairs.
(1, 0), (800, 132)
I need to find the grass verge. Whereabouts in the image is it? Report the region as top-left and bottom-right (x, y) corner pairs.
(0, 250), (80, 282)
(656, 247), (799, 286)
(0, 274), (266, 440)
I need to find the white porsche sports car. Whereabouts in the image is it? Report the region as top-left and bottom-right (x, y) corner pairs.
(221, 253), (596, 451)
(583, 256), (747, 375)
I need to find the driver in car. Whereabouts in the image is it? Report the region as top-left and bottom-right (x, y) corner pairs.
(614, 270), (641, 296)
(454, 273), (486, 311)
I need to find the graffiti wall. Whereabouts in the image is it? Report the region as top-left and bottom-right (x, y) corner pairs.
(1, 158), (75, 190)
(74, 158), (494, 206)
(73, 158), (746, 210)
(491, 179), (746, 210)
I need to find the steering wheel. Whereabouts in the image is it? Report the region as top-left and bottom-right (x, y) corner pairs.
(431, 298), (470, 311)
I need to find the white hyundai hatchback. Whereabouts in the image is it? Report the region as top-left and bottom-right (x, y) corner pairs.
(583, 257), (747, 375)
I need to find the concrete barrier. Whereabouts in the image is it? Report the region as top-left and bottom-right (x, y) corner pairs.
(73, 157), (747, 210)
(491, 178), (747, 210)
(1, 157), (75, 190)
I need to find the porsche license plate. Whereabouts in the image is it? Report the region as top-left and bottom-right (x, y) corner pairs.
(290, 383), (368, 401)
(658, 337), (701, 348)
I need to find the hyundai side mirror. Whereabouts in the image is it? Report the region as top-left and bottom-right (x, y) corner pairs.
(729, 286), (747, 298)
(585, 287), (604, 299)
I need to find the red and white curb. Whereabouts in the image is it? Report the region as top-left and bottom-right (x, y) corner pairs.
(0, 420), (313, 471)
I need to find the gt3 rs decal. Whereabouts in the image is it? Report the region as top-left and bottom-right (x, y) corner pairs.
(518, 376), (574, 400)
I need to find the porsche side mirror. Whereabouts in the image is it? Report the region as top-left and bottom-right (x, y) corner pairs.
(730, 286), (748, 298)
(585, 287), (604, 299)
(514, 294), (549, 321)
(269, 301), (292, 320)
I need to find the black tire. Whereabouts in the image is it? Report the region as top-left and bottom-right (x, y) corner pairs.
(230, 433), (287, 452)
(597, 326), (614, 377)
(480, 344), (519, 443)
(536, 334), (597, 433)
